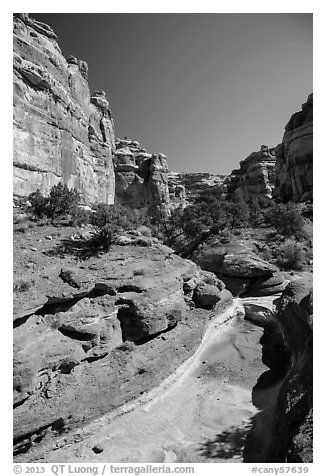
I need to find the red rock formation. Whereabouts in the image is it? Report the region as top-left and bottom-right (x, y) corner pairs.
(275, 94), (313, 202)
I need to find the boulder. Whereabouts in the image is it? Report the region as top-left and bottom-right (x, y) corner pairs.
(194, 240), (282, 297)
(246, 272), (286, 296)
(115, 235), (133, 246)
(193, 284), (222, 309)
(220, 253), (278, 278)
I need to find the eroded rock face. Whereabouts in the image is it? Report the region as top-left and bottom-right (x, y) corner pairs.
(275, 94), (313, 202)
(268, 280), (313, 462)
(193, 239), (285, 297)
(243, 278), (313, 463)
(225, 145), (276, 201)
(13, 14), (115, 204)
(114, 138), (170, 216)
(168, 172), (226, 206)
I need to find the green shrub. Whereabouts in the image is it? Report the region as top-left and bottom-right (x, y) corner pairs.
(47, 183), (80, 223)
(276, 239), (306, 270)
(70, 206), (91, 226)
(14, 223), (29, 233)
(116, 341), (136, 352)
(28, 183), (80, 223)
(28, 189), (48, 218)
(13, 279), (33, 292)
(264, 202), (306, 239)
(133, 268), (147, 276)
(89, 203), (149, 251)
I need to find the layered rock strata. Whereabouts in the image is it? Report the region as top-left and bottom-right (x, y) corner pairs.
(193, 238), (286, 297)
(225, 145), (276, 201)
(168, 172), (226, 206)
(114, 138), (170, 215)
(275, 94), (313, 202)
(13, 13), (115, 204)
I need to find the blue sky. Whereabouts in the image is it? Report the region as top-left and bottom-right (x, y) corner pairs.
(33, 13), (312, 174)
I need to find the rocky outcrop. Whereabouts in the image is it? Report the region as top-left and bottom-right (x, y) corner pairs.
(193, 239), (286, 297)
(13, 234), (231, 457)
(275, 94), (313, 202)
(243, 278), (313, 462)
(168, 172), (226, 206)
(114, 138), (170, 216)
(267, 279), (313, 462)
(225, 145), (276, 201)
(13, 14), (115, 205)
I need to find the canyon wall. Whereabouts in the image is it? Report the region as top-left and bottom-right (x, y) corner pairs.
(13, 13), (115, 205)
(225, 145), (276, 201)
(275, 94), (313, 203)
(267, 279), (313, 462)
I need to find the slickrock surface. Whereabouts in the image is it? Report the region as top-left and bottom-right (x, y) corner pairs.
(114, 138), (170, 216)
(16, 300), (269, 463)
(13, 14), (115, 204)
(225, 145), (276, 201)
(13, 222), (231, 460)
(275, 94), (313, 202)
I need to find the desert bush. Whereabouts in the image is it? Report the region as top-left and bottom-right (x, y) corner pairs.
(47, 183), (80, 223)
(28, 189), (48, 218)
(133, 268), (147, 276)
(13, 279), (33, 292)
(116, 341), (136, 352)
(248, 197), (264, 226)
(89, 203), (148, 251)
(28, 183), (80, 223)
(88, 224), (115, 252)
(276, 239), (306, 270)
(14, 223), (29, 233)
(70, 206), (91, 226)
(264, 202), (306, 240)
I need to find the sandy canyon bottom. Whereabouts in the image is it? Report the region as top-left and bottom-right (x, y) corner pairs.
(36, 297), (282, 463)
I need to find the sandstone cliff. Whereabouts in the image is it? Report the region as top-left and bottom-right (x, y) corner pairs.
(275, 94), (313, 202)
(225, 145), (276, 201)
(13, 14), (115, 205)
(114, 138), (170, 215)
